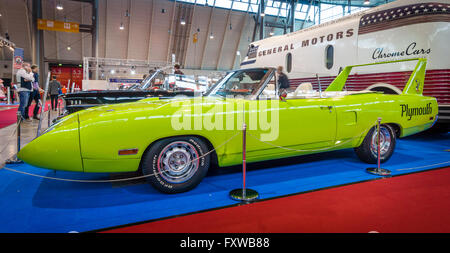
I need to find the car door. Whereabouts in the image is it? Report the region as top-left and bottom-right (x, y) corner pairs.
(246, 80), (337, 160)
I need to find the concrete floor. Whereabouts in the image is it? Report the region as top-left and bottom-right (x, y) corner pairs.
(0, 109), (59, 166)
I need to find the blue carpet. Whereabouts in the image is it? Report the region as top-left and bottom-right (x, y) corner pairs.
(0, 131), (449, 233)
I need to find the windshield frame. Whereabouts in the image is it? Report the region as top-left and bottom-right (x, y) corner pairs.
(205, 68), (275, 100)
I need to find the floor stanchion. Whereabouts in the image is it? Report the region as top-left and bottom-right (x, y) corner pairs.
(47, 102), (51, 128)
(7, 87), (10, 104)
(5, 112), (24, 164)
(57, 98), (61, 116)
(229, 122), (259, 202)
(366, 117), (391, 176)
(37, 72), (51, 137)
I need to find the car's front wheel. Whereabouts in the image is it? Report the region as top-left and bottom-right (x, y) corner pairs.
(141, 136), (210, 193)
(354, 124), (396, 164)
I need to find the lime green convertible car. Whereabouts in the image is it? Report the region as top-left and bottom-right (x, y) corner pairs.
(18, 58), (437, 193)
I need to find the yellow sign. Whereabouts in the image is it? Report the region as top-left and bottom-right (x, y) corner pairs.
(37, 19), (79, 33)
(193, 32), (198, 44)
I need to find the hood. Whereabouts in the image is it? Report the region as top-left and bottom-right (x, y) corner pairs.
(76, 96), (227, 122)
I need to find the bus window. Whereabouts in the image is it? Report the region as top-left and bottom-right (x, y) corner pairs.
(286, 53), (292, 73)
(325, 45), (334, 70)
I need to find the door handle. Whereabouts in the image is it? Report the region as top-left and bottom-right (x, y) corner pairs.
(320, 105), (333, 112)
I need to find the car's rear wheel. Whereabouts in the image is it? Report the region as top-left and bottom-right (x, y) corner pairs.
(141, 136), (210, 193)
(354, 124), (396, 164)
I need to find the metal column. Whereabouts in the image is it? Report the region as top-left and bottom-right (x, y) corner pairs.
(259, 0), (266, 40)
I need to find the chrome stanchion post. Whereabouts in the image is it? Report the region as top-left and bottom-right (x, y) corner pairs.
(229, 122), (259, 202)
(37, 72), (51, 137)
(5, 112), (24, 164)
(47, 102), (51, 128)
(316, 74), (323, 98)
(366, 117), (391, 176)
(7, 87), (10, 104)
(57, 97), (61, 116)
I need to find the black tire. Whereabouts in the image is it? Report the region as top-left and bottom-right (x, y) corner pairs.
(354, 124), (396, 164)
(141, 136), (210, 193)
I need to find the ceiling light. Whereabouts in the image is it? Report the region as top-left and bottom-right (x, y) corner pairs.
(110, 69), (115, 74)
(56, 2), (63, 10)
(119, 22), (124, 30)
(260, 13), (265, 17)
(180, 18), (186, 25)
(67, 46), (71, 51)
(363, 0), (370, 5)
(269, 31), (274, 36)
(209, 33), (214, 39)
(130, 69), (136, 75)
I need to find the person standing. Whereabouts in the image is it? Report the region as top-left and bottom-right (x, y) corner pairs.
(0, 79), (6, 101)
(16, 63), (35, 120)
(2, 78), (14, 103)
(25, 65), (42, 119)
(174, 64), (184, 75)
(276, 66), (289, 97)
(48, 75), (61, 111)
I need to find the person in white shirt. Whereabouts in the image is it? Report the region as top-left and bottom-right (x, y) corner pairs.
(16, 63), (35, 120)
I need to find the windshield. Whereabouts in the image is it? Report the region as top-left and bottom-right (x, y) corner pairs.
(206, 69), (271, 98)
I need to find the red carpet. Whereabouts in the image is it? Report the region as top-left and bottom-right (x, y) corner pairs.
(104, 167), (450, 233)
(0, 101), (51, 129)
(0, 108), (18, 129)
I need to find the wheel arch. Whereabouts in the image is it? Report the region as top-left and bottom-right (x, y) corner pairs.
(385, 122), (402, 138)
(138, 134), (219, 172)
(367, 83), (402, 95)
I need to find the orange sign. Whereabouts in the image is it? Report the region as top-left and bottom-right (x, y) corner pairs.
(37, 19), (79, 33)
(193, 32), (198, 44)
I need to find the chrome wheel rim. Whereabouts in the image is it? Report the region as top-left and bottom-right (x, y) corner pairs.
(157, 141), (199, 184)
(370, 126), (392, 158)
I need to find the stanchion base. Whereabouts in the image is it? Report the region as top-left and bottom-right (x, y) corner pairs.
(5, 155), (23, 164)
(366, 167), (391, 176)
(229, 188), (259, 202)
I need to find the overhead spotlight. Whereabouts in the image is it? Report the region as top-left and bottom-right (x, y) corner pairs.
(110, 69), (115, 74)
(236, 51), (241, 56)
(209, 33), (214, 39)
(56, 1), (63, 10)
(0, 13), (2, 17)
(67, 46), (71, 51)
(260, 12), (265, 17)
(180, 19), (186, 25)
(269, 31), (274, 36)
(131, 69), (136, 75)
(119, 22), (124, 30)
(363, 0), (370, 5)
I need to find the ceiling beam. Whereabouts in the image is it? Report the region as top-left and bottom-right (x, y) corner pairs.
(200, 0), (216, 69)
(147, 0), (155, 62)
(231, 6), (252, 70)
(183, 2), (197, 67)
(215, 5), (233, 70)
(166, 0), (177, 63)
(126, 0), (132, 59)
